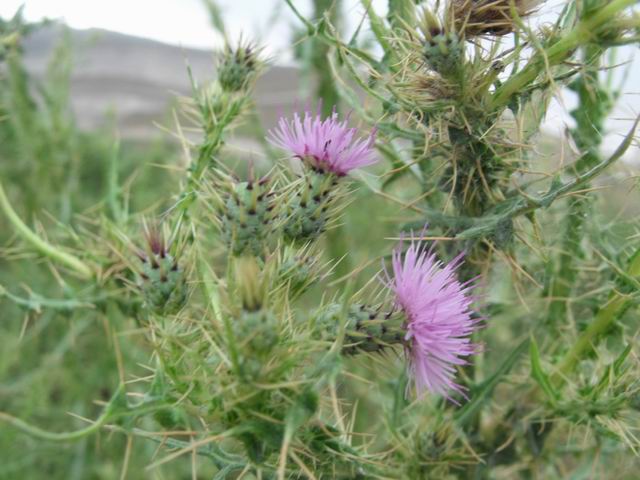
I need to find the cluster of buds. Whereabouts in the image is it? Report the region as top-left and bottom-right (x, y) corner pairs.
(211, 170), (279, 256)
(419, 9), (464, 76)
(217, 40), (262, 93)
(136, 226), (188, 315)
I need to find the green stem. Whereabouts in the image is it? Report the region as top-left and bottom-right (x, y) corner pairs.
(173, 90), (246, 224)
(0, 179), (92, 279)
(491, 0), (636, 110)
(284, 0), (315, 32)
(546, 42), (610, 326)
(359, 0), (395, 62)
(455, 338), (529, 427)
(107, 138), (123, 223)
(0, 284), (101, 311)
(0, 385), (124, 441)
(451, 115), (638, 241)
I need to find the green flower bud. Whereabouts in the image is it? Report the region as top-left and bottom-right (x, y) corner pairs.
(229, 256), (280, 378)
(419, 10), (464, 76)
(216, 175), (279, 256)
(276, 244), (320, 298)
(137, 228), (187, 315)
(284, 170), (342, 242)
(232, 307), (279, 379)
(199, 82), (233, 119)
(218, 41), (262, 92)
(313, 303), (405, 355)
(238, 309), (278, 355)
(234, 255), (266, 312)
(423, 30), (463, 75)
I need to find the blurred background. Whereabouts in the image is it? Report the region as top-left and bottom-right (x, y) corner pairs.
(0, 0), (638, 155)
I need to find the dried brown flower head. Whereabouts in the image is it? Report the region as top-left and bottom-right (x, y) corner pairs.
(447, 0), (543, 37)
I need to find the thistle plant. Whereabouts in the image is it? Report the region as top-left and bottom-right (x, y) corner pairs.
(1, 1), (640, 478)
(267, 106), (378, 241)
(387, 236), (481, 398)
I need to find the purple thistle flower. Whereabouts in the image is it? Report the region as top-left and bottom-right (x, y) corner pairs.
(386, 234), (481, 400)
(267, 106), (377, 176)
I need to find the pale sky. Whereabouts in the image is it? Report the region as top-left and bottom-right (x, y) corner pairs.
(0, 0), (389, 54)
(0, 1), (570, 52)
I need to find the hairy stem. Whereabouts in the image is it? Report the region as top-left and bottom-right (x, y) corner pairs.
(546, 41), (612, 326)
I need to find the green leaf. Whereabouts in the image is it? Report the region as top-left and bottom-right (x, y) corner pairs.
(455, 338), (528, 426)
(360, 0), (395, 61)
(591, 344), (632, 398)
(530, 338), (559, 405)
(202, 0), (226, 37)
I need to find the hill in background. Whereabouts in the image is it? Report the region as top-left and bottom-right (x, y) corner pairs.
(22, 24), (300, 139)
(18, 24), (640, 169)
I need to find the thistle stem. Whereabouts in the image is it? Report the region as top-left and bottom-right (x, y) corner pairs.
(545, 41), (610, 327)
(491, 0), (636, 110)
(0, 385), (124, 441)
(0, 179), (92, 279)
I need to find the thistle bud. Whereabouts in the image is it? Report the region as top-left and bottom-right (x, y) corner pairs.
(231, 256), (279, 377)
(137, 227), (187, 315)
(234, 255), (265, 312)
(213, 172), (279, 256)
(276, 244), (320, 298)
(217, 41), (262, 92)
(199, 82), (232, 120)
(419, 10), (464, 76)
(237, 309), (278, 358)
(284, 171), (341, 242)
(313, 303), (404, 355)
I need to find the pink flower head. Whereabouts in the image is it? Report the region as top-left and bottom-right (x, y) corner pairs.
(267, 105), (377, 176)
(386, 233), (481, 400)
